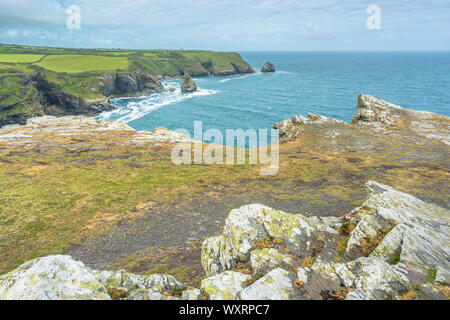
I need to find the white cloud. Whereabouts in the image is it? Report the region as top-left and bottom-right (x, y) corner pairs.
(4, 29), (20, 37)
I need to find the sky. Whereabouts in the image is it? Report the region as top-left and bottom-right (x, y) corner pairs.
(0, 0), (449, 51)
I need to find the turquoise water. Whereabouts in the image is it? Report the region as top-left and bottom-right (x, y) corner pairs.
(97, 52), (450, 141)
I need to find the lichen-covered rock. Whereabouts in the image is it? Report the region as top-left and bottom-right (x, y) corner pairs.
(345, 257), (412, 300)
(201, 204), (341, 277)
(369, 224), (406, 263)
(349, 181), (450, 277)
(0, 255), (110, 300)
(414, 284), (447, 300)
(240, 268), (298, 300)
(262, 209), (341, 260)
(250, 248), (297, 275)
(201, 271), (249, 300)
(435, 266), (450, 285)
(126, 289), (163, 300)
(297, 262), (352, 300)
(93, 269), (187, 293)
(201, 204), (269, 276)
(181, 288), (202, 300)
(344, 207), (395, 260)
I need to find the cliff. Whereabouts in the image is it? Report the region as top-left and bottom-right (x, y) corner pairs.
(0, 45), (255, 126)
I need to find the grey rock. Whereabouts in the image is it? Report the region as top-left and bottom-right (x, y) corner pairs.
(201, 271), (249, 300)
(181, 74), (197, 93)
(0, 255), (110, 300)
(261, 62), (275, 73)
(240, 268), (298, 300)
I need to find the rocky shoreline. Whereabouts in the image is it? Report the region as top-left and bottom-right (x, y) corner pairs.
(0, 56), (256, 128)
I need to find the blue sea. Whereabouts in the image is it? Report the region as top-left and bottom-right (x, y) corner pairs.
(96, 52), (450, 142)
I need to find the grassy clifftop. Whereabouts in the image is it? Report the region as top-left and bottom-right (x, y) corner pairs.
(0, 44), (254, 126)
(0, 97), (448, 284)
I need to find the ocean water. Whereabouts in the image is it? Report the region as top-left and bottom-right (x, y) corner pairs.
(96, 52), (450, 143)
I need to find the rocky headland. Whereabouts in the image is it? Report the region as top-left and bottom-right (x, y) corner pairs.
(0, 46), (255, 127)
(0, 94), (448, 300)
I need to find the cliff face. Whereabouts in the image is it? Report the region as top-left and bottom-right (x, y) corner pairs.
(0, 47), (258, 127)
(0, 71), (163, 126)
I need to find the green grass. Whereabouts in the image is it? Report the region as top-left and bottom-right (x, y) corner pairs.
(0, 54), (44, 63)
(0, 76), (43, 119)
(35, 55), (129, 73)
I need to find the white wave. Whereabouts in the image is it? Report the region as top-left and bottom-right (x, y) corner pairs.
(219, 72), (262, 83)
(96, 83), (218, 123)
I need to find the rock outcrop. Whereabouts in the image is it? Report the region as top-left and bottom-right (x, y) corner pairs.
(273, 113), (346, 141)
(0, 115), (193, 149)
(273, 94), (450, 146)
(0, 255), (187, 300)
(353, 94), (450, 146)
(199, 181), (449, 300)
(0, 181), (448, 300)
(100, 72), (163, 97)
(261, 62), (275, 73)
(181, 74), (197, 93)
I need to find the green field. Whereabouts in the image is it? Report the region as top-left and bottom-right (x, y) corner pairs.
(0, 54), (44, 63)
(35, 54), (129, 73)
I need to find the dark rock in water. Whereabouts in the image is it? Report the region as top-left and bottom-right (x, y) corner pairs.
(261, 62), (275, 73)
(181, 74), (197, 93)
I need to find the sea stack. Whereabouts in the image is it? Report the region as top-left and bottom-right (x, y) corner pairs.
(181, 74), (197, 93)
(261, 61), (275, 73)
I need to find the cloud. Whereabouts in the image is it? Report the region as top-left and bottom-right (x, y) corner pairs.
(0, 0), (449, 50)
(3, 29), (20, 38)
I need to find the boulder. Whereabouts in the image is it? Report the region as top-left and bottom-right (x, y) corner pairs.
(201, 204), (341, 277)
(0, 255), (110, 300)
(201, 271), (249, 300)
(181, 288), (202, 300)
(261, 62), (275, 73)
(181, 74), (197, 93)
(240, 268), (299, 300)
(345, 181), (450, 277)
(93, 269), (187, 293)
